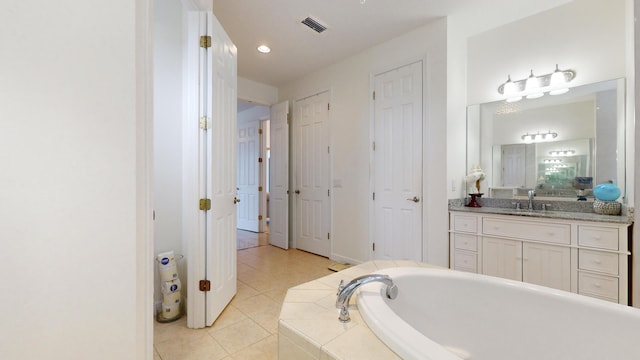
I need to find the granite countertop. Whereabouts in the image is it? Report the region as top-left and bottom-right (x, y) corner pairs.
(449, 205), (632, 224)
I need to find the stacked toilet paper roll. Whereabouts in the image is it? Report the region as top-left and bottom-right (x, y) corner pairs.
(157, 251), (181, 321)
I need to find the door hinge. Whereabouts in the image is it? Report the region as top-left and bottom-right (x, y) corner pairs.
(258, 157), (263, 163)
(328, 146), (330, 154)
(199, 198), (211, 211)
(200, 35), (211, 48)
(199, 279), (211, 292)
(258, 128), (263, 134)
(373, 192), (375, 200)
(328, 103), (330, 110)
(373, 91), (376, 101)
(328, 189), (330, 197)
(258, 186), (263, 192)
(328, 232), (330, 240)
(373, 243), (376, 251)
(372, 141), (376, 151)
(258, 215), (263, 220)
(287, 113), (292, 124)
(199, 117), (208, 130)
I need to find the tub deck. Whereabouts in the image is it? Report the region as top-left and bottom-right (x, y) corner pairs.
(278, 260), (441, 359)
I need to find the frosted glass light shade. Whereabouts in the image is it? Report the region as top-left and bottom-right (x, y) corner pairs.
(503, 75), (522, 102)
(549, 65), (569, 95)
(525, 70), (543, 99)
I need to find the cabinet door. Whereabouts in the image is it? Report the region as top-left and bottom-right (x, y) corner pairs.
(523, 243), (571, 291)
(482, 237), (522, 281)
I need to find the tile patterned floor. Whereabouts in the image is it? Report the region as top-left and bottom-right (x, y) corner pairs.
(154, 234), (334, 360)
(237, 229), (269, 250)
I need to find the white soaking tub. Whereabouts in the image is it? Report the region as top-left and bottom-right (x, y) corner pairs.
(357, 267), (640, 360)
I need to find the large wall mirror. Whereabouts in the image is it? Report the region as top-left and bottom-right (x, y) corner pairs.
(467, 78), (625, 202)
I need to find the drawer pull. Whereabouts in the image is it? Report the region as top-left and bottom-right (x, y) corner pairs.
(594, 259), (602, 264)
(594, 283), (602, 288)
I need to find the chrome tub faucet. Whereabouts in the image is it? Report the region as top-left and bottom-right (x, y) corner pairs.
(335, 274), (398, 323)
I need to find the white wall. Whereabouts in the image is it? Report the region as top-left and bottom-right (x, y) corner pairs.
(238, 76), (278, 106)
(446, 0), (572, 200)
(468, 0), (627, 105)
(154, 0), (185, 310)
(1, 0), (150, 358)
(238, 105), (270, 124)
(466, 0), (634, 204)
(279, 20), (448, 265)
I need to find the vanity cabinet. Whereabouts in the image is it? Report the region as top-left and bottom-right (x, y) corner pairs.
(449, 211), (630, 304)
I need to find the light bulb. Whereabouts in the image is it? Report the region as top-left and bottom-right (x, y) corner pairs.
(525, 70), (543, 99)
(503, 75), (522, 102)
(549, 64), (569, 95)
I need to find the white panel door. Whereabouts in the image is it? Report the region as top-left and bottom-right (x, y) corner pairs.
(373, 61), (423, 260)
(501, 144), (526, 187)
(295, 92), (330, 257)
(237, 120), (260, 232)
(269, 101), (289, 249)
(205, 12), (237, 327)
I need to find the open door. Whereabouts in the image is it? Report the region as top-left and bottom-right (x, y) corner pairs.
(237, 119), (260, 232)
(185, 11), (237, 329)
(268, 101), (289, 249)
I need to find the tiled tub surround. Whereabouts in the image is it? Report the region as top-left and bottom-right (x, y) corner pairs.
(278, 260), (440, 360)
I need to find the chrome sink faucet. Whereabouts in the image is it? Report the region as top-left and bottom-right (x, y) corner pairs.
(528, 189), (536, 210)
(335, 274), (398, 323)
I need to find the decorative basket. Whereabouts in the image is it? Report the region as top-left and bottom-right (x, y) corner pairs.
(593, 200), (621, 215)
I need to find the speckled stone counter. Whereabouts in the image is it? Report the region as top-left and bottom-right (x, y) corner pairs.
(448, 205), (632, 224)
(449, 198), (633, 224)
(278, 260), (440, 360)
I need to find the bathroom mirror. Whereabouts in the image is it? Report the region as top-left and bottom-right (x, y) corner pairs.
(467, 78), (625, 202)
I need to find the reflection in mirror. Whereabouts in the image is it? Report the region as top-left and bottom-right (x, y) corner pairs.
(467, 79), (625, 202)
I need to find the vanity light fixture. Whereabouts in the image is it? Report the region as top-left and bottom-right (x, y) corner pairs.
(257, 45), (271, 54)
(498, 65), (576, 102)
(543, 159), (562, 164)
(549, 149), (575, 156)
(521, 130), (558, 143)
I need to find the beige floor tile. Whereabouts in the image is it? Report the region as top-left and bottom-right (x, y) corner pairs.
(233, 294), (279, 317)
(208, 318), (271, 354)
(155, 332), (228, 360)
(207, 304), (248, 332)
(229, 334), (278, 360)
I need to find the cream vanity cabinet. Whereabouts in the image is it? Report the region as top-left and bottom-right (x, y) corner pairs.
(449, 211), (630, 304)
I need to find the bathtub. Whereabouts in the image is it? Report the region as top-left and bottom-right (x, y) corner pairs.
(357, 267), (640, 360)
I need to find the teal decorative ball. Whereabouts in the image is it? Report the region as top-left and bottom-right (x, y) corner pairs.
(593, 183), (621, 201)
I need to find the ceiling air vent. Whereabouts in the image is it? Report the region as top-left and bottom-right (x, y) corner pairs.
(301, 17), (327, 33)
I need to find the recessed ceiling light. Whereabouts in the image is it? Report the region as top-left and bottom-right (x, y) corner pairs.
(257, 45), (271, 54)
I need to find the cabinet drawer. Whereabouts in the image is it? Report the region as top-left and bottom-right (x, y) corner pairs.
(453, 214), (477, 233)
(453, 233), (477, 251)
(454, 250), (477, 272)
(578, 226), (618, 250)
(483, 218), (570, 245)
(579, 249), (619, 275)
(578, 272), (618, 301)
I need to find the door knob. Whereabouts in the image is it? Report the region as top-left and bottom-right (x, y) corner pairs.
(234, 197), (241, 204)
(406, 196), (420, 203)
(295, 190), (300, 194)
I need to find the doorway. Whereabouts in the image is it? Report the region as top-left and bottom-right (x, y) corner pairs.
(293, 91), (331, 257)
(371, 60), (423, 261)
(153, 2), (237, 330)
